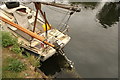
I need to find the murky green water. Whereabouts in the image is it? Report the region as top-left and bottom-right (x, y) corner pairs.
(40, 2), (119, 78)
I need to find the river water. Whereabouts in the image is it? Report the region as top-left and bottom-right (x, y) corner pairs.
(39, 2), (119, 78)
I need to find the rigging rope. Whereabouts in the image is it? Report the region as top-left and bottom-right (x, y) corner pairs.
(45, 5), (70, 30)
(52, 11), (75, 37)
(45, 5), (73, 36)
(44, 5), (75, 39)
(59, 11), (74, 31)
(45, 5), (71, 14)
(56, 11), (69, 30)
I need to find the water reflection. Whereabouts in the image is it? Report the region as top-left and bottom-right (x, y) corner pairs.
(97, 2), (120, 28)
(69, 2), (99, 10)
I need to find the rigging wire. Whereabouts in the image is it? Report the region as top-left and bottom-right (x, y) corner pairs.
(62, 12), (74, 31)
(46, 5), (71, 30)
(44, 5), (71, 36)
(51, 11), (75, 38)
(45, 5), (70, 14)
(46, 5), (74, 29)
(55, 11), (74, 37)
(59, 12), (73, 31)
(56, 11), (69, 30)
(43, 5), (76, 40)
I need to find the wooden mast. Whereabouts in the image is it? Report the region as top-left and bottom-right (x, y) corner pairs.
(33, 7), (38, 32)
(34, 2), (52, 29)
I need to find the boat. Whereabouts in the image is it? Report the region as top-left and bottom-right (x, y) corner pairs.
(0, 2), (79, 62)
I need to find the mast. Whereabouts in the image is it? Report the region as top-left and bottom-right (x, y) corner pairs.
(33, 6), (38, 32)
(34, 2), (52, 29)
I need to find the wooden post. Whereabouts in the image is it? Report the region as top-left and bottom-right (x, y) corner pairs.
(33, 8), (38, 32)
(44, 12), (48, 38)
(34, 2), (52, 29)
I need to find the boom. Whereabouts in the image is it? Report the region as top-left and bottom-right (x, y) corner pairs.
(0, 16), (55, 48)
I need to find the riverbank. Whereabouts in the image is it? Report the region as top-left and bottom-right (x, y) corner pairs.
(2, 48), (49, 79)
(1, 31), (52, 79)
(1, 31), (80, 79)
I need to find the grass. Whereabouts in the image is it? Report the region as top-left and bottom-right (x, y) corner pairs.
(1, 31), (17, 47)
(26, 52), (40, 68)
(6, 58), (26, 72)
(2, 71), (20, 78)
(2, 48), (43, 78)
(11, 44), (23, 54)
(1, 31), (23, 54)
(2, 50), (25, 78)
(1, 31), (45, 78)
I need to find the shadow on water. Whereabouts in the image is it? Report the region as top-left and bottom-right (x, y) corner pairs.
(39, 53), (80, 78)
(39, 53), (72, 76)
(97, 2), (120, 28)
(22, 48), (80, 78)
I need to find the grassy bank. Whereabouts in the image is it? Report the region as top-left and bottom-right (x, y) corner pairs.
(1, 31), (48, 78)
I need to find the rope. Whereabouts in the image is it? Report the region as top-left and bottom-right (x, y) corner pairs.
(56, 11), (69, 30)
(45, 5), (72, 36)
(54, 11), (74, 37)
(49, 12), (74, 39)
(43, 5), (75, 41)
(59, 14), (71, 31)
(59, 11), (74, 32)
